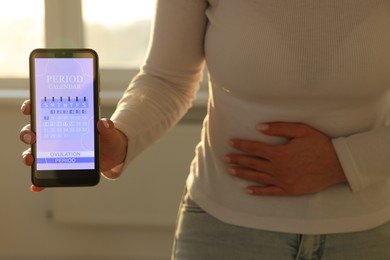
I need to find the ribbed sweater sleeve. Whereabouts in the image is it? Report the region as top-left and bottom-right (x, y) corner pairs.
(110, 0), (208, 168)
(333, 125), (390, 192)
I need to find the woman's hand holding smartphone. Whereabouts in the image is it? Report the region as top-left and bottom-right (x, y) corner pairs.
(21, 49), (128, 190)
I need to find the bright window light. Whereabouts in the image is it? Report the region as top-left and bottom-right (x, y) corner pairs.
(0, 0), (44, 77)
(82, 0), (156, 69)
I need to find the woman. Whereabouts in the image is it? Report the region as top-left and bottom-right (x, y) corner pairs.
(20, 1), (390, 259)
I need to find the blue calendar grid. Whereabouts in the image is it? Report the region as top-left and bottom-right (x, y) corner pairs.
(40, 96), (90, 140)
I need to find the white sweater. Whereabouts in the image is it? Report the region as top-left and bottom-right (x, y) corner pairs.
(111, 0), (390, 234)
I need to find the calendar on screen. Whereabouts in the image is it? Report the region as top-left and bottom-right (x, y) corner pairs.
(41, 96), (89, 140)
(34, 58), (96, 171)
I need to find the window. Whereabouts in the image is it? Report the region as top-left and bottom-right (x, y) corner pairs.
(1, 0), (207, 105)
(0, 0), (44, 78)
(83, 0), (156, 69)
(1, 0), (156, 92)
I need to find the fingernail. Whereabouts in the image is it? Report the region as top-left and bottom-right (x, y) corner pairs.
(228, 167), (237, 175)
(245, 188), (254, 194)
(223, 156), (231, 163)
(102, 119), (110, 129)
(21, 102), (27, 112)
(257, 123), (269, 131)
(22, 154), (27, 164)
(23, 134), (31, 143)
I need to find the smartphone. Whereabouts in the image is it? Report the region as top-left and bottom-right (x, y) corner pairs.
(29, 49), (100, 187)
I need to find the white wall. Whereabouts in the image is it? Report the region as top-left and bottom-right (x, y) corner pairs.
(0, 99), (204, 260)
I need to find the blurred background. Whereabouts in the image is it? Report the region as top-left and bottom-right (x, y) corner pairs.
(0, 0), (207, 259)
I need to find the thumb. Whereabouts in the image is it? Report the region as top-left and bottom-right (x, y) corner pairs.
(97, 118), (128, 177)
(257, 122), (311, 139)
(97, 118), (126, 153)
(97, 118), (116, 137)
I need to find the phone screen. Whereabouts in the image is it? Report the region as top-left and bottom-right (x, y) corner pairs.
(30, 49), (100, 187)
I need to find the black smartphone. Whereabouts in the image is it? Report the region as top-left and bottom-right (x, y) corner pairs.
(29, 49), (100, 187)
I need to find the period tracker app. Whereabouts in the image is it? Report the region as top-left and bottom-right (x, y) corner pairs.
(33, 58), (96, 171)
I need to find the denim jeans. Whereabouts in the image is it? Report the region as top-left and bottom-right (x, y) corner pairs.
(172, 190), (390, 260)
